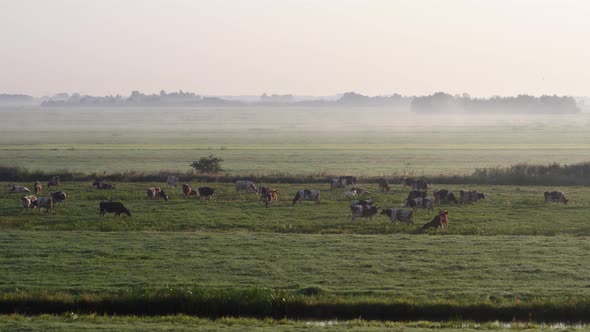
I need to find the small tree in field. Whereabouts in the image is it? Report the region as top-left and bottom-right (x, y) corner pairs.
(191, 155), (224, 173)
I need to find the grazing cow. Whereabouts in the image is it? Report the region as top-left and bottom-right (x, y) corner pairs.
(339, 176), (358, 185)
(544, 191), (568, 206)
(182, 183), (192, 198)
(34, 197), (53, 213)
(401, 176), (414, 187)
(459, 190), (483, 203)
(9, 184), (31, 193)
(421, 210), (449, 230)
(34, 181), (43, 194)
(92, 180), (115, 190)
(236, 180), (258, 193)
(292, 189), (321, 206)
(343, 190), (358, 199)
(47, 176), (60, 188)
(377, 178), (391, 192)
(22, 195), (37, 211)
(330, 178), (347, 191)
(350, 204), (380, 222)
(433, 189), (458, 204)
(99, 201), (131, 217)
(412, 179), (428, 191)
(406, 190), (427, 202)
(260, 186), (279, 207)
(350, 187), (369, 196)
(147, 187), (169, 201)
(380, 208), (414, 225)
(50, 191), (67, 205)
(197, 187), (215, 200)
(404, 197), (434, 213)
(166, 176), (179, 188)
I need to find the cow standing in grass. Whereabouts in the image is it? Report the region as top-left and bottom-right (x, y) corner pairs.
(377, 178), (390, 192)
(34, 197), (53, 213)
(147, 187), (169, 201)
(51, 191), (67, 206)
(292, 189), (321, 206)
(22, 195), (37, 211)
(544, 191), (568, 206)
(166, 176), (179, 188)
(236, 180), (258, 193)
(99, 201), (131, 217)
(260, 186), (279, 207)
(34, 181), (42, 194)
(380, 208), (414, 225)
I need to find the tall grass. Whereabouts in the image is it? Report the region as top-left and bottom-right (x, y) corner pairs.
(2, 162), (590, 186)
(1, 288), (589, 322)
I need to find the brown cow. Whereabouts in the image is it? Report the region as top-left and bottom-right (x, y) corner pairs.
(260, 186), (279, 207)
(377, 178), (390, 192)
(34, 181), (43, 194)
(421, 210), (449, 230)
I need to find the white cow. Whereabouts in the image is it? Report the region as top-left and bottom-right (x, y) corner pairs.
(166, 176), (179, 188)
(9, 184), (30, 193)
(235, 180), (258, 193)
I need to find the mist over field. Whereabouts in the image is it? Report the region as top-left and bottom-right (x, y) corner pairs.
(1, 106), (589, 175)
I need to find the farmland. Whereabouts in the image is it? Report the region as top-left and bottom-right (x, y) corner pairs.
(1, 107), (590, 329)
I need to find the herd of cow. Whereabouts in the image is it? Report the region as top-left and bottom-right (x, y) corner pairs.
(7, 174), (570, 228)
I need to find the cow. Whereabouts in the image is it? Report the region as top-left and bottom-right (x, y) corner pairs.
(412, 179), (428, 191)
(406, 190), (427, 202)
(421, 210), (449, 230)
(22, 195), (37, 211)
(404, 197), (434, 213)
(401, 176), (414, 187)
(433, 189), (458, 204)
(147, 187), (169, 201)
(260, 186), (279, 207)
(236, 180), (258, 193)
(292, 189), (321, 206)
(343, 190), (358, 199)
(34, 181), (43, 194)
(459, 190), (483, 203)
(182, 183), (193, 198)
(330, 178), (347, 191)
(377, 178), (391, 192)
(166, 176), (179, 188)
(544, 191), (568, 205)
(339, 176), (358, 185)
(9, 184), (30, 193)
(197, 187), (215, 200)
(34, 197), (53, 213)
(350, 187), (369, 196)
(50, 191), (67, 205)
(351, 204), (380, 222)
(92, 180), (115, 190)
(99, 201), (131, 217)
(380, 208), (414, 225)
(47, 176), (60, 188)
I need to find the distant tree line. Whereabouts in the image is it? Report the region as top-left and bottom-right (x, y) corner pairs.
(0, 90), (582, 113)
(411, 92), (580, 114)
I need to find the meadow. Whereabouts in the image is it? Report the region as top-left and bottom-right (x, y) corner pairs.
(1, 106), (590, 329)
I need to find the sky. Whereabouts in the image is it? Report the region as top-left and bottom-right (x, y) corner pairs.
(1, 0), (589, 97)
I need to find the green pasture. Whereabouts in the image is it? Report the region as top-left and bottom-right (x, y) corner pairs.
(1, 182), (589, 235)
(2, 107), (590, 175)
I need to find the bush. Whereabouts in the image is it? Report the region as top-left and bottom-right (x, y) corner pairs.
(190, 155), (224, 173)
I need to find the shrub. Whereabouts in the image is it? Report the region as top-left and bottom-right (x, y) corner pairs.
(190, 155), (224, 173)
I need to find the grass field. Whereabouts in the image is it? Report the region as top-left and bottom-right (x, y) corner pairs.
(2, 107), (590, 175)
(2, 107), (590, 328)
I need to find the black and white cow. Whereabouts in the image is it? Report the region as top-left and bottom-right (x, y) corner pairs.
(404, 197), (434, 213)
(380, 208), (414, 225)
(544, 191), (568, 205)
(350, 204), (380, 222)
(292, 189), (321, 206)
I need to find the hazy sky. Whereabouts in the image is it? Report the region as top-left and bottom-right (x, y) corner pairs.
(1, 0), (589, 97)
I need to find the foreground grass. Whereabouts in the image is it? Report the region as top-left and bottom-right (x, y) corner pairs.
(3, 315), (588, 332)
(0, 231), (588, 299)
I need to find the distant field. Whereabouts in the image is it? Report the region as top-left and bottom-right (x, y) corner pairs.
(1, 107), (590, 175)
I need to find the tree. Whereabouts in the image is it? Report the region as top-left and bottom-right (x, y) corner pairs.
(190, 155), (224, 173)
